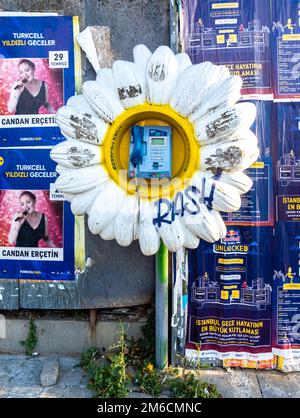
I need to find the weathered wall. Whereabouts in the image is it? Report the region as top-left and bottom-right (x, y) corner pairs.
(0, 0), (85, 17)
(86, 0), (170, 59)
(0, 0), (170, 309)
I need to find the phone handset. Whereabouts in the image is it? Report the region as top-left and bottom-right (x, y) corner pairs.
(130, 126), (144, 168)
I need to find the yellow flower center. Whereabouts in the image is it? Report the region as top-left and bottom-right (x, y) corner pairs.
(102, 103), (200, 200)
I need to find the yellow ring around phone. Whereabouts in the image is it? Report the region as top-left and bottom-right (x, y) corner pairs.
(103, 103), (200, 200)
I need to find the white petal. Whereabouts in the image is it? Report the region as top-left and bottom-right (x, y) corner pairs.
(56, 117), (77, 139)
(183, 203), (227, 243)
(199, 132), (259, 174)
(191, 172), (241, 212)
(170, 62), (212, 116)
(159, 217), (185, 252)
(55, 164), (70, 175)
(179, 185), (226, 241)
(88, 181), (126, 234)
(77, 27), (100, 73)
(133, 44), (152, 99)
(175, 52), (192, 74)
(138, 200), (160, 256)
(56, 105), (108, 145)
(170, 62), (229, 117)
(112, 60), (145, 108)
(153, 202), (185, 251)
(82, 80), (124, 123)
(211, 172), (253, 194)
(213, 64), (230, 81)
(146, 45), (178, 104)
(71, 186), (103, 215)
(54, 165), (108, 194)
(96, 68), (116, 93)
(99, 220), (116, 240)
(194, 102), (256, 145)
(190, 75), (242, 123)
(66, 94), (97, 116)
(55, 168), (82, 201)
(114, 195), (140, 246)
(180, 219), (200, 249)
(133, 44), (152, 74)
(220, 127), (259, 148)
(52, 137), (79, 147)
(61, 192), (76, 201)
(50, 141), (103, 169)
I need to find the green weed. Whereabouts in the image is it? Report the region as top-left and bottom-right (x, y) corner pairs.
(135, 361), (163, 396)
(81, 325), (130, 398)
(80, 346), (99, 371)
(126, 309), (155, 368)
(20, 318), (38, 356)
(168, 372), (222, 398)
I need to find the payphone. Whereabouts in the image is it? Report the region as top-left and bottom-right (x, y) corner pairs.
(128, 125), (172, 179)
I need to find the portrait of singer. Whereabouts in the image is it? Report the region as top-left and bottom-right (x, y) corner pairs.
(8, 191), (55, 248)
(7, 59), (54, 115)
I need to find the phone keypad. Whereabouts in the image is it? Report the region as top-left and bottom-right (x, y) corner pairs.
(150, 146), (166, 170)
(150, 147), (165, 160)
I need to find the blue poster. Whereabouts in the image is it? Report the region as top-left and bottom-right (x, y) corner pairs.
(186, 227), (274, 362)
(272, 222), (300, 367)
(181, 0), (273, 99)
(0, 16), (77, 147)
(222, 100), (274, 226)
(0, 148), (75, 281)
(275, 103), (300, 221)
(272, 100), (300, 368)
(181, 0), (300, 370)
(272, 0), (300, 101)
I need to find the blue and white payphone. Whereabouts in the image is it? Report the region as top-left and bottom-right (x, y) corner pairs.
(128, 125), (172, 179)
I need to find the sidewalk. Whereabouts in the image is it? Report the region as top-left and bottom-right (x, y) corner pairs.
(0, 354), (300, 398)
(0, 354), (92, 398)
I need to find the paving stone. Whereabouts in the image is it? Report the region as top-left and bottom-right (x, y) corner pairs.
(198, 368), (262, 398)
(40, 358), (59, 387)
(0, 357), (43, 386)
(0, 354), (93, 398)
(58, 356), (80, 369)
(57, 356), (88, 387)
(0, 386), (44, 398)
(256, 371), (300, 398)
(0, 365), (12, 385)
(40, 386), (93, 398)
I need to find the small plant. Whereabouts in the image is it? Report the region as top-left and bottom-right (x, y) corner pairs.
(81, 325), (130, 398)
(21, 318), (38, 356)
(80, 347), (99, 371)
(126, 309), (155, 368)
(168, 372), (222, 398)
(177, 343), (211, 369)
(135, 362), (163, 396)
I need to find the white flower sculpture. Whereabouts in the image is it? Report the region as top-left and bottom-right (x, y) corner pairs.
(51, 43), (258, 256)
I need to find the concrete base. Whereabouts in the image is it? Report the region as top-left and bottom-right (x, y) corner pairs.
(0, 317), (146, 355)
(256, 370), (300, 398)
